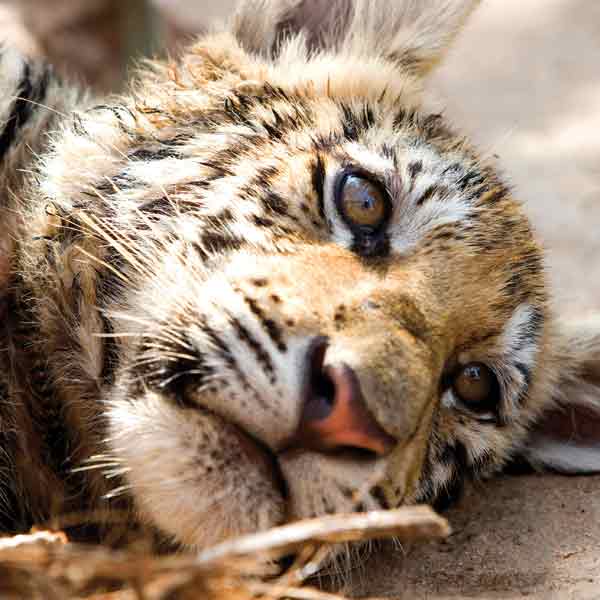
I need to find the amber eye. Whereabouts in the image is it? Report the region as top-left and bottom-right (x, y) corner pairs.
(452, 363), (499, 413)
(337, 174), (388, 229)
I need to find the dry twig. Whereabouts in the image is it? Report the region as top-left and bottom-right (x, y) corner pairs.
(0, 506), (449, 599)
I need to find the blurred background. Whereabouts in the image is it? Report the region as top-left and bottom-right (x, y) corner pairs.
(0, 0), (236, 92)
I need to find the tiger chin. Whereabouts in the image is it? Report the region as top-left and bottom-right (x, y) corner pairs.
(0, 0), (599, 553)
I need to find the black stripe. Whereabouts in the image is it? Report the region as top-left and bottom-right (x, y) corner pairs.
(312, 153), (326, 222)
(371, 485), (391, 509)
(94, 173), (139, 195)
(261, 107), (287, 141)
(340, 103), (375, 141)
(129, 146), (180, 161)
(392, 108), (417, 130)
(261, 317), (287, 353)
(504, 270), (523, 298)
(197, 133), (268, 185)
(202, 209), (235, 230)
(340, 103), (359, 141)
(99, 313), (120, 386)
(432, 475), (464, 512)
(242, 295), (287, 352)
(432, 441), (468, 511)
(262, 191), (288, 216)
(407, 160), (423, 188)
(351, 230), (390, 258)
(456, 169), (485, 192)
(228, 315), (275, 379)
(139, 196), (178, 216)
(0, 62), (50, 161)
(235, 165), (280, 211)
(248, 164), (279, 190)
(428, 226), (467, 243)
(89, 104), (135, 134)
(252, 214), (276, 228)
(416, 184), (441, 206)
(199, 232), (245, 255)
(199, 319), (268, 404)
(223, 92), (260, 132)
(200, 320), (238, 375)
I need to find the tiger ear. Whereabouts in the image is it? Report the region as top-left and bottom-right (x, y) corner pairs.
(520, 316), (600, 473)
(233, 0), (481, 77)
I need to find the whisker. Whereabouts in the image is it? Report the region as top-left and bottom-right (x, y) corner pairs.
(93, 331), (146, 339)
(74, 244), (130, 284)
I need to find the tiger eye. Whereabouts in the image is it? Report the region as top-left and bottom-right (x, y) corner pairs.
(339, 175), (387, 228)
(452, 363), (496, 408)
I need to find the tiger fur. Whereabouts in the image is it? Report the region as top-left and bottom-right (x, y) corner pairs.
(0, 0), (599, 550)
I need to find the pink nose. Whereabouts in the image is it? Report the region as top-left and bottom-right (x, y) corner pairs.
(291, 341), (396, 456)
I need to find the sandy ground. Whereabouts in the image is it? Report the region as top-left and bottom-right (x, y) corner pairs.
(343, 474), (600, 599)
(339, 1), (600, 598)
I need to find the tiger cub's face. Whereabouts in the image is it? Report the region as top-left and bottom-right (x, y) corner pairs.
(55, 0), (597, 549)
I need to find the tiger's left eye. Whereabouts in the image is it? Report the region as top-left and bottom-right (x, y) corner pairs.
(337, 174), (388, 229)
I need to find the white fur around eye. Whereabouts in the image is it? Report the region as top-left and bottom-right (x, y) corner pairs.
(344, 142), (394, 175)
(498, 304), (540, 368)
(441, 388), (456, 410)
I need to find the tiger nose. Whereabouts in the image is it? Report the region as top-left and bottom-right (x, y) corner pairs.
(290, 339), (396, 456)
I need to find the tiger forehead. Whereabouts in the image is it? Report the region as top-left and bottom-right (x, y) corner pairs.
(131, 87), (482, 209)
(138, 92), (533, 274)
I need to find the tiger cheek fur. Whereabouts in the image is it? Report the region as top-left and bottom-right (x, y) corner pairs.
(2, 0), (600, 553)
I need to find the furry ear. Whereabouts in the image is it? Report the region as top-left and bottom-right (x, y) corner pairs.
(521, 316), (600, 473)
(233, 0), (480, 76)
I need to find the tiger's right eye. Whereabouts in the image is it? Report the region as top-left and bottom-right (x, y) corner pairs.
(452, 363), (500, 415)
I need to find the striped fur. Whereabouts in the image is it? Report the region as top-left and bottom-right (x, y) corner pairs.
(0, 0), (599, 553)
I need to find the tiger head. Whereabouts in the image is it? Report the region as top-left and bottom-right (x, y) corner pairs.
(36, 0), (600, 549)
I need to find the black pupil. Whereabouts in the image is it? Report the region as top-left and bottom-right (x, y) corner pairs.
(363, 197), (374, 209)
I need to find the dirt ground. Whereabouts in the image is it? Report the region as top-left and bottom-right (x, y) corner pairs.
(339, 1), (600, 598)
(342, 475), (600, 599)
